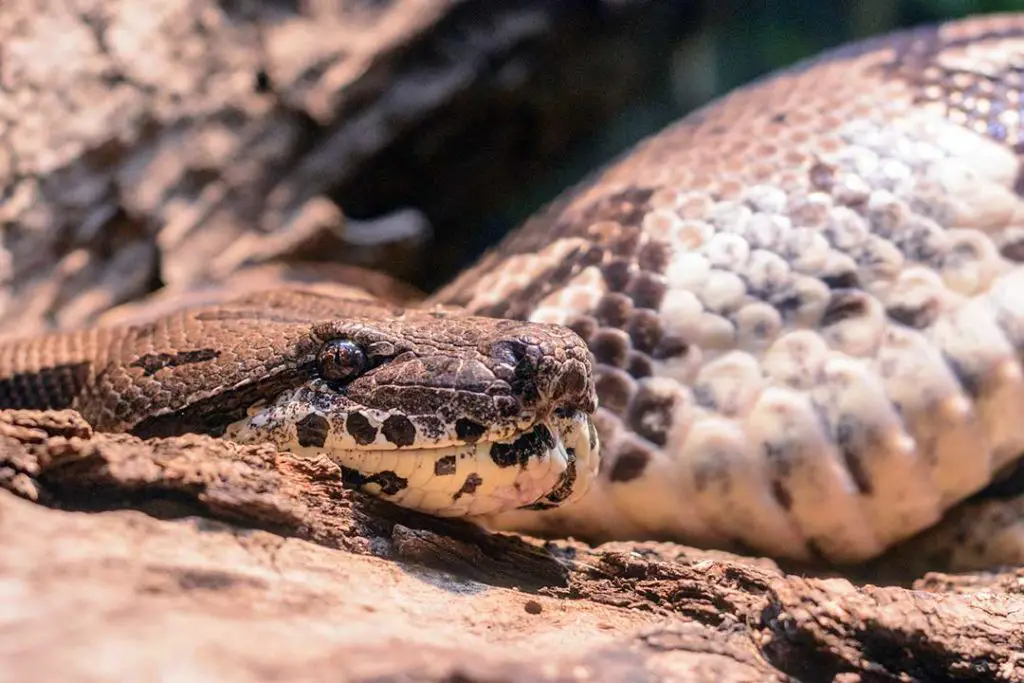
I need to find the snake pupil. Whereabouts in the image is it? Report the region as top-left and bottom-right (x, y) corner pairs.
(317, 339), (366, 382)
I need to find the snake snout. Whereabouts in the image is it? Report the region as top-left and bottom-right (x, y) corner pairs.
(486, 329), (597, 419)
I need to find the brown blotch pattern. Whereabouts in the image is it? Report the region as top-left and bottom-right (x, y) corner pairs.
(820, 290), (869, 327)
(296, 413), (329, 448)
(608, 443), (652, 483)
(345, 412), (378, 445)
(382, 414), (416, 447)
(130, 348), (221, 377)
(594, 367), (636, 416)
(489, 425), (556, 469)
(452, 472), (483, 500)
(340, 465), (408, 496)
(455, 418), (486, 443)
(434, 455), (457, 476)
(626, 383), (678, 447)
(590, 329), (631, 368)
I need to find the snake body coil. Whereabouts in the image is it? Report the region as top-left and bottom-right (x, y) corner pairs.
(4, 14), (1024, 564)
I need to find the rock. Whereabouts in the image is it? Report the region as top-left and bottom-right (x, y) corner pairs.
(3, 409), (1024, 682)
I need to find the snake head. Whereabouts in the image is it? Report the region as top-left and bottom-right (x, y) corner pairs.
(300, 312), (597, 428)
(223, 304), (600, 519)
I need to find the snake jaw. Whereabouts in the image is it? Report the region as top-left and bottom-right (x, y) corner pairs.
(224, 399), (598, 517)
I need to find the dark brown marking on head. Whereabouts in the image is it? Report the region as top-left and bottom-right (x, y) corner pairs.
(489, 424), (556, 468)
(434, 455), (457, 476)
(130, 349), (221, 377)
(345, 413), (378, 445)
(129, 365), (313, 439)
(194, 309), (318, 324)
(452, 472), (483, 500)
(627, 383), (677, 447)
(821, 290), (869, 327)
(590, 328), (630, 368)
(509, 348), (542, 407)
(522, 451), (579, 510)
(517, 500), (558, 511)
(552, 364), (589, 406)
(382, 415), (416, 447)
(296, 413), (329, 448)
(608, 444), (651, 483)
(530, 460), (578, 509)
(546, 451), (578, 503)
(455, 418), (486, 443)
(339, 466), (408, 496)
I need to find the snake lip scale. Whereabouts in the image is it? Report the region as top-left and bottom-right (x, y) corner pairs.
(5, 14), (1024, 566)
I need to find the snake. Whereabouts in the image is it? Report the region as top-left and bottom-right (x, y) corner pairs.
(3, 13), (1024, 565)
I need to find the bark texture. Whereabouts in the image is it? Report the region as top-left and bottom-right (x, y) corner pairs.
(4, 409), (1024, 682)
(0, 0), (684, 335)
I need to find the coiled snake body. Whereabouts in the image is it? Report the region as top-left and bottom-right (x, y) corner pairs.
(4, 14), (1024, 564)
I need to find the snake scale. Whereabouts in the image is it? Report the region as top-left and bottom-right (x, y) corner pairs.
(4, 13), (1024, 564)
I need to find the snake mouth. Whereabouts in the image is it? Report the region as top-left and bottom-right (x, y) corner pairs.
(224, 392), (600, 517)
(338, 410), (600, 517)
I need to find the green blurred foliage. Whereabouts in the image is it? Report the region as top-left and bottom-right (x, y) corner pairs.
(703, 0), (1024, 97)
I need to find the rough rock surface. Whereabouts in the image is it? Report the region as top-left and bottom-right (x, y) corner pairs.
(0, 0), (682, 335)
(4, 408), (1024, 682)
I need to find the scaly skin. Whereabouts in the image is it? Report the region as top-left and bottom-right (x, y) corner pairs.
(435, 14), (1024, 563)
(3, 14), (1024, 565)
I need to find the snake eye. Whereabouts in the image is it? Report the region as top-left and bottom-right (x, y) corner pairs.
(317, 339), (366, 382)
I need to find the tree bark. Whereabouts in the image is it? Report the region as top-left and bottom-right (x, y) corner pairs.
(4, 408), (1024, 682)
(0, 0), (686, 335)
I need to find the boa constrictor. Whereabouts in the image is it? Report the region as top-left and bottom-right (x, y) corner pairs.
(4, 14), (1024, 565)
